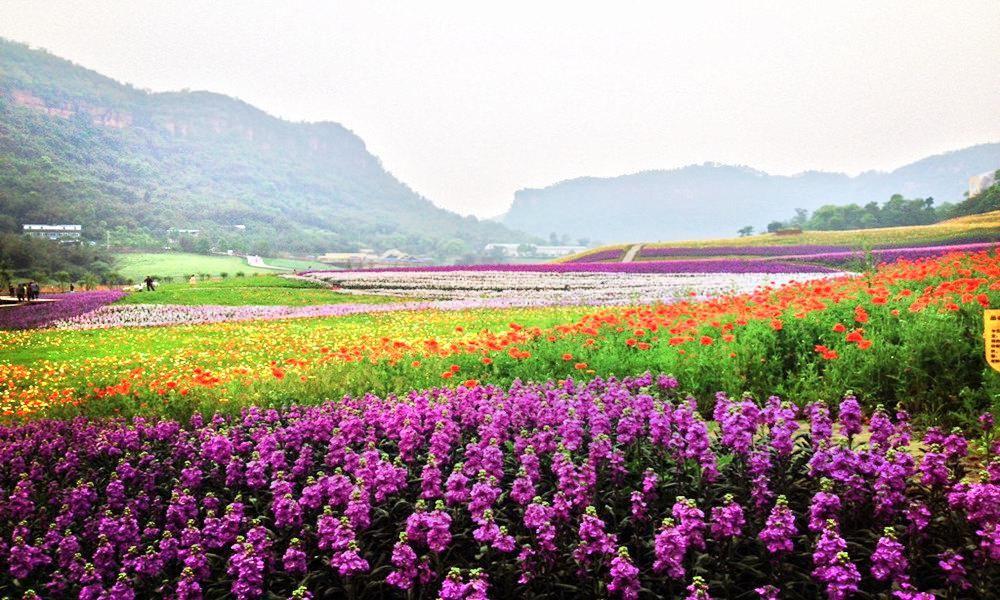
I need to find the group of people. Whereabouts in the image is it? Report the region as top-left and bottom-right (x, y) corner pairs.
(8, 281), (41, 302)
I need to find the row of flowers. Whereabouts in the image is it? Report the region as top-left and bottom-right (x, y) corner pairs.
(0, 373), (996, 598)
(47, 272), (830, 330)
(304, 271), (836, 304)
(0, 291), (126, 330)
(563, 236), (1000, 263)
(637, 238), (1000, 260)
(305, 260), (841, 275)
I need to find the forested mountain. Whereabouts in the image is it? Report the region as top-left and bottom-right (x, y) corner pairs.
(502, 144), (1000, 242)
(0, 38), (532, 259)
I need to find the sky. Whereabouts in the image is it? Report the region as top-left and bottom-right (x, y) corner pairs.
(2, 1), (999, 218)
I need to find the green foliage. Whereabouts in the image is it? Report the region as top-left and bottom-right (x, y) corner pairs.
(114, 274), (402, 306)
(949, 171), (1000, 218)
(113, 252), (271, 280)
(0, 233), (113, 283)
(776, 194), (941, 231)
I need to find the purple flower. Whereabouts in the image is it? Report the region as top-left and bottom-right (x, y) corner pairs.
(837, 396), (863, 439)
(282, 539), (308, 575)
(808, 402), (833, 448)
(608, 547), (641, 600)
(709, 495), (746, 540)
(672, 497), (706, 550)
(653, 518), (688, 579)
(980, 412), (995, 432)
(937, 550), (970, 589)
(808, 483), (841, 533)
(755, 585), (780, 600)
(684, 576), (713, 600)
(573, 506), (617, 566)
(871, 528), (908, 583)
(759, 496), (797, 556)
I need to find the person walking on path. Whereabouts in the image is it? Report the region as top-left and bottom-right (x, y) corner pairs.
(29, 281), (40, 301)
(15, 283), (24, 302)
(144, 275), (155, 291)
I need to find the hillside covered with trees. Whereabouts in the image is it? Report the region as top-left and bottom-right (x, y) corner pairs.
(767, 171), (1000, 232)
(0, 39), (533, 261)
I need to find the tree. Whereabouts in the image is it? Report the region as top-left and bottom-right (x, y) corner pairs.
(54, 270), (71, 292)
(738, 226), (754, 237)
(791, 208), (809, 228)
(516, 244), (537, 257)
(766, 221), (785, 233)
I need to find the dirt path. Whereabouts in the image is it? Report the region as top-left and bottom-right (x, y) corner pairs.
(622, 244), (644, 262)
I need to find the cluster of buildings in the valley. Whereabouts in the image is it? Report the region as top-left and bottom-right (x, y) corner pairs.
(317, 248), (427, 269)
(21, 224), (82, 241)
(482, 243), (587, 258)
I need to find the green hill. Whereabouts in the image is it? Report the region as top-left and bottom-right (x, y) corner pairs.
(0, 38), (532, 260)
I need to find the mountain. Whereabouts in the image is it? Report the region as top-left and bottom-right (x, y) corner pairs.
(502, 144), (1000, 243)
(0, 38), (532, 259)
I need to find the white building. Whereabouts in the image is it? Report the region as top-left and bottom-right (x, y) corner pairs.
(22, 224), (81, 241)
(484, 243), (587, 258)
(970, 170), (997, 197)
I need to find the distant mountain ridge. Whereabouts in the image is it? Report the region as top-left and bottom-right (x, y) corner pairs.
(502, 144), (1000, 243)
(0, 38), (532, 258)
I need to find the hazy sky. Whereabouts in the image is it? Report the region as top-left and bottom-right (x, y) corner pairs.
(3, 1), (999, 217)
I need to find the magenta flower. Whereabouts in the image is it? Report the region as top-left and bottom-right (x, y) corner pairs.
(653, 518), (688, 579)
(759, 496), (797, 556)
(871, 528), (908, 583)
(607, 547), (641, 600)
(837, 396), (863, 439)
(709, 495), (746, 540)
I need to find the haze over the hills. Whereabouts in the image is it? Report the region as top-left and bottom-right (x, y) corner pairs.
(1, 1), (998, 219)
(0, 38), (532, 259)
(502, 144), (1000, 243)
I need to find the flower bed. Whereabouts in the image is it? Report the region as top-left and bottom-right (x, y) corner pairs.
(0, 291), (126, 330)
(305, 271), (839, 304)
(0, 374), (995, 598)
(306, 260), (840, 275)
(565, 248), (626, 262)
(638, 237), (1000, 260)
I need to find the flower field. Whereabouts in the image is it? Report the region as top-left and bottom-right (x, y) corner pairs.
(2, 250), (1000, 598)
(305, 271), (833, 304)
(0, 375), (997, 598)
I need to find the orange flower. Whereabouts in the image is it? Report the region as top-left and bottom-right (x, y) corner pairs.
(832, 323), (846, 333)
(855, 306), (869, 323)
(411, 360), (421, 368)
(481, 357), (493, 365)
(845, 330), (864, 343)
(625, 338), (637, 347)
(462, 378), (479, 388)
(700, 336), (713, 346)
(271, 367), (285, 380)
(574, 362), (588, 370)
(449, 364), (461, 373)
(770, 319), (783, 331)
(857, 339), (873, 350)
(637, 342), (651, 350)
(441, 371), (454, 379)
(562, 353), (573, 361)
